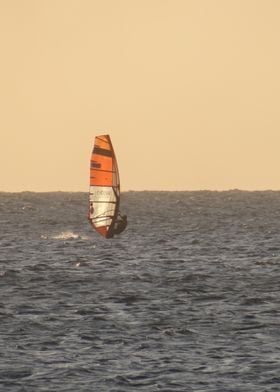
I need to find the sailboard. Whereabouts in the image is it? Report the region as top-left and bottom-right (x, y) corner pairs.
(88, 134), (120, 238)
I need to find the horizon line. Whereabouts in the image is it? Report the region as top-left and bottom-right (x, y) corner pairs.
(1, 188), (280, 194)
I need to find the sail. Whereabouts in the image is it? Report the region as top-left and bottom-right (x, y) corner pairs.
(89, 135), (120, 238)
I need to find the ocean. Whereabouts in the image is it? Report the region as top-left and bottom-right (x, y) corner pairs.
(0, 191), (279, 391)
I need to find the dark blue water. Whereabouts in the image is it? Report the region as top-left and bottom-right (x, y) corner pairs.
(0, 191), (279, 391)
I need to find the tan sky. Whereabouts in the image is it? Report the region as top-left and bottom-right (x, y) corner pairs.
(1, 0), (280, 191)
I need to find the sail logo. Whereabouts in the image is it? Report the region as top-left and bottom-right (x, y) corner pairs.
(90, 186), (113, 199)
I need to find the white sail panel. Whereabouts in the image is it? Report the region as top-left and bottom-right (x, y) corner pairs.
(89, 186), (117, 227)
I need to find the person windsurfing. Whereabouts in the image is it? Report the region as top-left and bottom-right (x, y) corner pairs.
(106, 213), (127, 238)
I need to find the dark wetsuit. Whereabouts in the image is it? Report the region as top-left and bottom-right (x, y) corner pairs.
(113, 217), (127, 234)
(106, 215), (127, 238)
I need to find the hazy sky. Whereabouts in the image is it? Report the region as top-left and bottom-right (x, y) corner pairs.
(1, 0), (280, 191)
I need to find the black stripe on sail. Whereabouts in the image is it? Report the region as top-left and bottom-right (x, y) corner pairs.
(91, 161), (101, 168)
(93, 146), (113, 157)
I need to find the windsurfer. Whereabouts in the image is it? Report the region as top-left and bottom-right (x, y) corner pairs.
(106, 214), (128, 238)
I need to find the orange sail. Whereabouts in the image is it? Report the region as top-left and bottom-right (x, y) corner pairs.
(88, 135), (120, 238)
